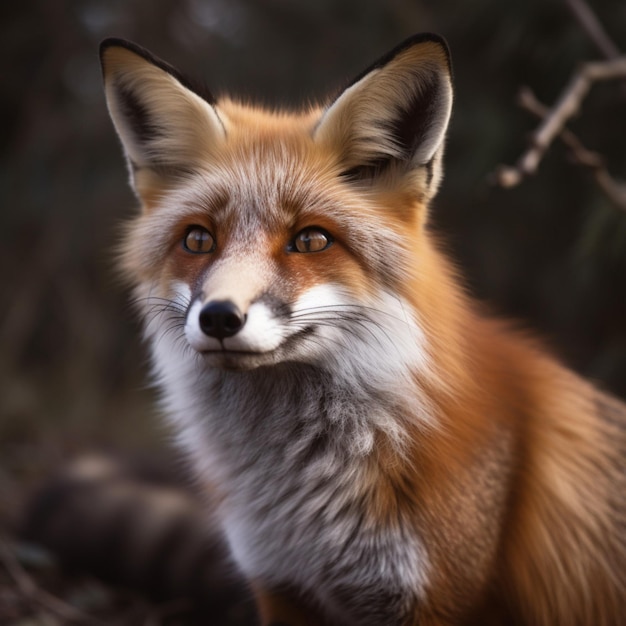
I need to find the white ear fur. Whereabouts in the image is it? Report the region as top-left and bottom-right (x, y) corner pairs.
(100, 39), (226, 181)
(314, 35), (452, 192)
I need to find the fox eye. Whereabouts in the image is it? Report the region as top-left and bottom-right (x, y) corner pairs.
(183, 226), (215, 254)
(292, 227), (333, 253)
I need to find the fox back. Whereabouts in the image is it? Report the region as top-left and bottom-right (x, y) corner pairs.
(100, 35), (626, 626)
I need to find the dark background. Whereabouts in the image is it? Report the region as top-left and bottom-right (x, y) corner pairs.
(0, 0), (625, 620)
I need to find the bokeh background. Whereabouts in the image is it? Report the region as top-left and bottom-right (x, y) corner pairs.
(1, 0), (625, 622)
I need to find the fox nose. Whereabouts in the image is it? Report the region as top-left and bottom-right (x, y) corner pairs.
(198, 300), (246, 339)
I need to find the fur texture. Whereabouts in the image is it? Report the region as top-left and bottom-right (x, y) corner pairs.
(100, 34), (626, 625)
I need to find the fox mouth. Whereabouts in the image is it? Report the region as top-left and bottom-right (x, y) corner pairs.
(198, 347), (281, 371)
(196, 326), (315, 370)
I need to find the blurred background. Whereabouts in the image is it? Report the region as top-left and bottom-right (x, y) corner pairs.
(1, 0), (625, 623)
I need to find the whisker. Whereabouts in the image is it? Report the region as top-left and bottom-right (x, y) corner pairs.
(290, 302), (413, 327)
(289, 303), (412, 357)
(295, 316), (386, 348)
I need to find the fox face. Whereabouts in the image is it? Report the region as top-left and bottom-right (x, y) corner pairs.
(101, 37), (452, 386)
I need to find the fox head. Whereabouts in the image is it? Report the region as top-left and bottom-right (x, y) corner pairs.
(100, 35), (453, 389)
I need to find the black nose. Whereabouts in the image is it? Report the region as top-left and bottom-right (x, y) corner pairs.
(198, 300), (246, 339)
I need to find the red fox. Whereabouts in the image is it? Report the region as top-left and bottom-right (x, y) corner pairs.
(100, 34), (626, 625)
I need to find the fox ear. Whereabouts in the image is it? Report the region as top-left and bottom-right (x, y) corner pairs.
(314, 34), (452, 197)
(99, 38), (225, 202)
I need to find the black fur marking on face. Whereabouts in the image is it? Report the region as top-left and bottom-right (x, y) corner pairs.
(258, 294), (291, 320)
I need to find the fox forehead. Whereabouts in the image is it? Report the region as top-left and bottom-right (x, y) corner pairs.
(145, 98), (417, 230)
(172, 129), (344, 229)
(140, 119), (414, 267)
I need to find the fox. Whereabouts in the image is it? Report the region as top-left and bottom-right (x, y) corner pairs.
(99, 34), (626, 625)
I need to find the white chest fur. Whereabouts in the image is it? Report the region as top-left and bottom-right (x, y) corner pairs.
(158, 354), (430, 622)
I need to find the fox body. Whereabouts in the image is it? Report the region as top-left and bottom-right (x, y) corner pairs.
(100, 35), (626, 625)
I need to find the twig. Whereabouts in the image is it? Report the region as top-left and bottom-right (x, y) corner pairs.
(491, 2), (626, 210)
(515, 87), (626, 212)
(492, 56), (626, 194)
(0, 537), (105, 625)
(564, 0), (626, 97)
(564, 0), (620, 60)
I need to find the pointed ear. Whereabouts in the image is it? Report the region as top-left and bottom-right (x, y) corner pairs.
(314, 34), (453, 198)
(99, 38), (226, 203)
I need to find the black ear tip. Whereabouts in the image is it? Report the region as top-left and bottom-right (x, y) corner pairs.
(404, 32), (449, 47)
(394, 32), (452, 71)
(100, 37), (125, 57)
(344, 32), (452, 92)
(416, 32), (450, 49)
(99, 38), (121, 75)
(98, 37), (217, 107)
(100, 37), (127, 52)
(99, 37), (152, 62)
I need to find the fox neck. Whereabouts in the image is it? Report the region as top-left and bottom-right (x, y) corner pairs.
(160, 359), (431, 476)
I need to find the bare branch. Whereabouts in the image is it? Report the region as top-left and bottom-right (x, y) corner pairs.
(564, 0), (626, 97)
(564, 0), (620, 60)
(492, 56), (626, 208)
(517, 88), (601, 164)
(514, 87), (626, 212)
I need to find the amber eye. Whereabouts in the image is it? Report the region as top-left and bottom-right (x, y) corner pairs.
(183, 226), (215, 254)
(292, 227), (333, 253)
